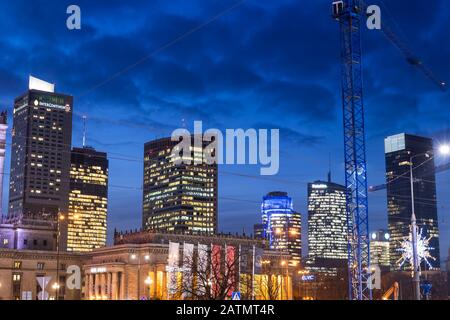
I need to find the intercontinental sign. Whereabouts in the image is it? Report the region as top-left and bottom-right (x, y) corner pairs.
(15, 93), (71, 113)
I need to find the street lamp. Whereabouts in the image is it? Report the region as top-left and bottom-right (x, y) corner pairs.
(55, 212), (65, 300)
(408, 144), (449, 300)
(144, 276), (153, 300)
(52, 282), (60, 300)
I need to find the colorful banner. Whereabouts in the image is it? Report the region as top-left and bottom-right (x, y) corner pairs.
(211, 244), (222, 297)
(254, 247), (264, 275)
(239, 246), (251, 274)
(182, 242), (194, 298)
(167, 241), (180, 295)
(226, 245), (236, 297)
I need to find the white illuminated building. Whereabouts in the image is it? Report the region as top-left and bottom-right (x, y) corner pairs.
(307, 178), (348, 274)
(370, 230), (390, 270)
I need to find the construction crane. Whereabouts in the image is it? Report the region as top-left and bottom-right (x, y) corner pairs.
(362, 0), (447, 92)
(370, 162), (450, 192)
(332, 0), (446, 301)
(332, 0), (371, 300)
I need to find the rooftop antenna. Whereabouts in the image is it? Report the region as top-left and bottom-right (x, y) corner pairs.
(82, 115), (87, 147)
(328, 152), (332, 183)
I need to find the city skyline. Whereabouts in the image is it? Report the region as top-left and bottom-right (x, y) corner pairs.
(1, 0), (450, 266)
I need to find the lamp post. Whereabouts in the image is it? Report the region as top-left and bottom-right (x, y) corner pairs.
(408, 145), (449, 300)
(52, 283), (60, 300)
(55, 212), (65, 300)
(131, 252), (151, 300)
(280, 260), (287, 300)
(144, 276), (153, 300)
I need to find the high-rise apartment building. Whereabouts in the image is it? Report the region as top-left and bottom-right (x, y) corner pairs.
(306, 179), (348, 273)
(67, 147), (108, 252)
(142, 137), (217, 234)
(385, 133), (440, 270)
(261, 192), (301, 266)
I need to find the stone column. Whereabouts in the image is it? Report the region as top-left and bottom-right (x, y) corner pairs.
(84, 273), (90, 300)
(120, 272), (126, 300)
(162, 270), (168, 300)
(94, 274), (100, 298)
(111, 272), (118, 300)
(151, 270), (157, 299)
(88, 274), (94, 299)
(100, 273), (106, 299)
(107, 273), (112, 300)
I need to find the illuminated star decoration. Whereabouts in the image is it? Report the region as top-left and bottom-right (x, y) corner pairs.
(397, 228), (435, 269)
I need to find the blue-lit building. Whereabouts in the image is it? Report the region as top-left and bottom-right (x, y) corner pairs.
(259, 192), (301, 266)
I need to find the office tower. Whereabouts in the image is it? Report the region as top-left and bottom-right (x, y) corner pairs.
(8, 76), (72, 249)
(67, 147), (108, 252)
(143, 137), (218, 234)
(253, 223), (265, 240)
(385, 133), (440, 270)
(370, 230), (390, 271)
(307, 179), (347, 273)
(261, 192), (301, 266)
(0, 111), (7, 217)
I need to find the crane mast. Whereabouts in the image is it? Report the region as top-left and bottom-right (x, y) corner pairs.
(332, 0), (371, 300)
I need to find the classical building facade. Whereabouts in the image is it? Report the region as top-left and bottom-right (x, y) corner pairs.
(0, 232), (293, 300)
(0, 249), (83, 300)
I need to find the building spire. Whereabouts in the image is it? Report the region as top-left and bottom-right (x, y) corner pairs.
(328, 152), (332, 183)
(82, 115), (87, 147)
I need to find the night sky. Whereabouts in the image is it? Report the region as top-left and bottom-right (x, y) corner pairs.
(1, 0), (450, 264)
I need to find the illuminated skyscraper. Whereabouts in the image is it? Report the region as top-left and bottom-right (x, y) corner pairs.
(385, 133), (440, 270)
(307, 179), (347, 273)
(0, 111), (7, 217)
(370, 230), (390, 271)
(143, 137), (217, 234)
(261, 192), (301, 266)
(67, 147), (108, 252)
(8, 76), (72, 249)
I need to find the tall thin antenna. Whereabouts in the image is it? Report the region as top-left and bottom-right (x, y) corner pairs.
(82, 115), (87, 147)
(328, 152), (332, 183)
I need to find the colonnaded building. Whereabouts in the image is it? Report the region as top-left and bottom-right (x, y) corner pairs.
(0, 231), (293, 300)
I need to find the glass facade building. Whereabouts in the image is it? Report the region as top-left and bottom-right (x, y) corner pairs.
(306, 180), (347, 273)
(67, 147), (108, 252)
(142, 137), (217, 235)
(8, 78), (73, 250)
(261, 192), (301, 266)
(384, 133), (440, 270)
(370, 230), (390, 271)
(8, 82), (73, 220)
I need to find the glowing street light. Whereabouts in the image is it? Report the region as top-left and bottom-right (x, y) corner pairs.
(144, 276), (153, 300)
(439, 144), (450, 156)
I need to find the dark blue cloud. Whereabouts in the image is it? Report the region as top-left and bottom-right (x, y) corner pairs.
(1, 0), (449, 261)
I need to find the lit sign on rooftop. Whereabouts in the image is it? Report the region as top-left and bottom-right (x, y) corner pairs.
(312, 184), (328, 189)
(29, 75), (55, 93)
